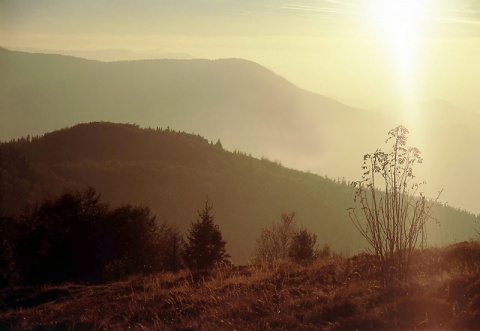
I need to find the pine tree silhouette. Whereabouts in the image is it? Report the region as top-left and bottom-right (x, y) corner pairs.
(183, 198), (229, 270)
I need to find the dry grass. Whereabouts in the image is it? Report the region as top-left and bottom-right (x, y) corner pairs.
(2, 242), (480, 330)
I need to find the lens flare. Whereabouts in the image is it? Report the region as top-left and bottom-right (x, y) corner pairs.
(365, 0), (431, 122)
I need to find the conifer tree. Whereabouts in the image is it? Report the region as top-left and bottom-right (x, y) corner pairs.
(289, 228), (318, 263)
(183, 199), (229, 270)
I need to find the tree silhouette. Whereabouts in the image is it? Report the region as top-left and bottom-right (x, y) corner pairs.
(348, 125), (439, 283)
(475, 215), (480, 237)
(252, 212), (297, 263)
(0, 214), (19, 287)
(158, 224), (184, 272)
(101, 204), (161, 279)
(289, 228), (318, 263)
(8, 187), (179, 285)
(15, 187), (108, 284)
(183, 198), (229, 270)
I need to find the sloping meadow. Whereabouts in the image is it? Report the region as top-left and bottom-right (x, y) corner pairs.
(2, 241), (480, 330)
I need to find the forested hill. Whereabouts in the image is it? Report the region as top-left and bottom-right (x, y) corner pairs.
(0, 47), (385, 177)
(2, 47), (479, 214)
(0, 122), (477, 263)
(0, 46), (357, 143)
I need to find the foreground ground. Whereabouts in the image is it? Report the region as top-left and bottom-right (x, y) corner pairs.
(1, 241), (480, 330)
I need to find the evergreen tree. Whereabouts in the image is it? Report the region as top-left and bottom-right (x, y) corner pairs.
(289, 228), (318, 263)
(158, 224), (184, 272)
(101, 204), (161, 278)
(8, 187), (175, 284)
(183, 199), (229, 270)
(15, 187), (108, 284)
(0, 214), (19, 287)
(215, 139), (223, 149)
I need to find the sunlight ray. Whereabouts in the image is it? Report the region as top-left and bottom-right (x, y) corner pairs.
(364, 0), (430, 121)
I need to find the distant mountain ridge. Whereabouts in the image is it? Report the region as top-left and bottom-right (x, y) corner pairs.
(6, 47), (195, 62)
(1, 47), (479, 214)
(1, 122), (476, 264)
(0, 46), (379, 162)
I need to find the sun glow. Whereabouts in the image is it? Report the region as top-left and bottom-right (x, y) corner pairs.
(365, 0), (431, 120)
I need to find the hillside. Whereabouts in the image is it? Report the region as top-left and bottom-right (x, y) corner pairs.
(0, 47), (365, 142)
(0, 47), (389, 179)
(0, 122), (476, 264)
(1, 47), (479, 214)
(2, 242), (480, 330)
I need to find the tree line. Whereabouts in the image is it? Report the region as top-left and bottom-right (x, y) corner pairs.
(0, 186), (327, 288)
(0, 188), (229, 287)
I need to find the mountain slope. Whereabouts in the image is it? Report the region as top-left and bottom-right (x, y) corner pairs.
(0, 47), (387, 172)
(1, 48), (478, 214)
(1, 123), (476, 263)
(0, 47), (351, 138)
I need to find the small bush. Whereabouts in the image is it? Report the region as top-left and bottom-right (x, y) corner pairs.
(289, 228), (317, 263)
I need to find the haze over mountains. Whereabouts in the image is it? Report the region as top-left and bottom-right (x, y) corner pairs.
(0, 47), (479, 214)
(6, 47), (195, 62)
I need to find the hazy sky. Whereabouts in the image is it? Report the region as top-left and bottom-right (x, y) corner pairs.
(2, 0), (480, 112)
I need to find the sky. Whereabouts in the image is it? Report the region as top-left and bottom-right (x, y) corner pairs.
(2, 0), (480, 113)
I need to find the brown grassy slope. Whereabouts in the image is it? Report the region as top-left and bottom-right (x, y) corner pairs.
(1, 241), (480, 330)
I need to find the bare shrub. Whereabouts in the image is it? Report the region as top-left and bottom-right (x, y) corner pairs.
(253, 212), (325, 264)
(348, 126), (439, 283)
(252, 212), (296, 263)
